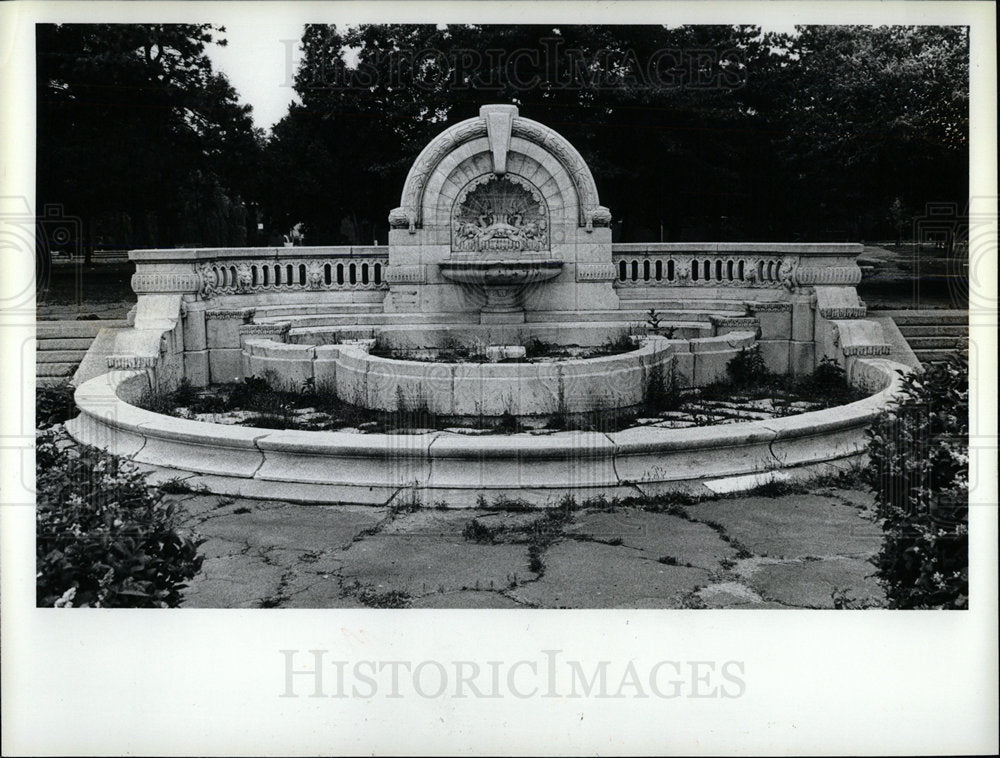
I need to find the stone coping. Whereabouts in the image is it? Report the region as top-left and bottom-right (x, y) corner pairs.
(66, 358), (909, 505)
(611, 242), (863, 255)
(128, 242), (860, 264)
(130, 245), (387, 262)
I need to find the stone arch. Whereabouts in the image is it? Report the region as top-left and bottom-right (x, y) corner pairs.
(389, 105), (610, 231)
(425, 140), (578, 230)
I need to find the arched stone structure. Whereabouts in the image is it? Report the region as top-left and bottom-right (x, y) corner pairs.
(389, 104), (610, 231)
(384, 104), (618, 321)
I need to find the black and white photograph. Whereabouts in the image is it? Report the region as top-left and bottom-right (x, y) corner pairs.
(2, 1), (996, 755)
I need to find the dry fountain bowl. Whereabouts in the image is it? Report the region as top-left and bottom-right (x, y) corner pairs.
(66, 352), (910, 508)
(439, 259), (564, 322)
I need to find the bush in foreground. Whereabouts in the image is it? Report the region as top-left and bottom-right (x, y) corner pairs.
(36, 382), (78, 428)
(36, 427), (203, 608)
(865, 352), (968, 609)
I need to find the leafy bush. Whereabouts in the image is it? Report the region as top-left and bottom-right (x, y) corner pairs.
(36, 382), (78, 428)
(644, 362), (682, 412)
(795, 356), (858, 404)
(865, 352), (968, 609)
(726, 344), (769, 387)
(36, 427), (203, 608)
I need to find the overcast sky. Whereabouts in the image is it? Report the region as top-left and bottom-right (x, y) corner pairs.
(205, 22), (306, 131)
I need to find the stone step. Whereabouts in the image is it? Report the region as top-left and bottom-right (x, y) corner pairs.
(36, 320), (127, 339)
(617, 308), (746, 323)
(253, 303), (385, 322)
(896, 325), (968, 337)
(614, 307), (738, 322)
(35, 337), (95, 350)
(36, 361), (78, 377)
(915, 348), (968, 363)
(904, 336), (969, 350)
(874, 310), (968, 326)
(37, 349), (89, 363)
(615, 294), (749, 311)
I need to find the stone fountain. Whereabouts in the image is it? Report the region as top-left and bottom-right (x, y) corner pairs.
(65, 102), (909, 505)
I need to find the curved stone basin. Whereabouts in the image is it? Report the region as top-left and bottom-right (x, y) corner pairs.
(439, 259), (563, 322)
(439, 259), (564, 286)
(66, 356), (908, 506)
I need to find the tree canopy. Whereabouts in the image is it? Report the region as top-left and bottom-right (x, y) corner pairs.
(36, 23), (969, 249)
(260, 23), (968, 244)
(36, 23), (264, 252)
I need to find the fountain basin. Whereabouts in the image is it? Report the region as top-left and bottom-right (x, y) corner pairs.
(439, 259), (564, 323)
(67, 356), (907, 507)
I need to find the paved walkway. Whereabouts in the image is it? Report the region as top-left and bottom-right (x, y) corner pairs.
(168, 485), (885, 609)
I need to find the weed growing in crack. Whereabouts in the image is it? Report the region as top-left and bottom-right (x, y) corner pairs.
(462, 496), (577, 577)
(258, 570), (294, 608)
(344, 580), (411, 608)
(679, 590), (708, 609)
(159, 477), (204, 495)
(462, 518), (504, 544)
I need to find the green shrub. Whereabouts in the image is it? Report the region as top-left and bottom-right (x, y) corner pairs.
(36, 382), (78, 428)
(226, 375), (271, 408)
(865, 352), (968, 609)
(726, 344), (769, 387)
(795, 356), (858, 404)
(36, 427), (203, 608)
(644, 362), (682, 412)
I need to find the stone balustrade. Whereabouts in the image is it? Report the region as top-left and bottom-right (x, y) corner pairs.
(610, 243), (863, 290)
(128, 245), (389, 297)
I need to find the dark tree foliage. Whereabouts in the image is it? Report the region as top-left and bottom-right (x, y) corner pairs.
(262, 23), (968, 245)
(36, 23), (264, 253)
(36, 24), (969, 249)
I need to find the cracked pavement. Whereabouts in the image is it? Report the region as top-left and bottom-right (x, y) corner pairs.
(169, 486), (886, 609)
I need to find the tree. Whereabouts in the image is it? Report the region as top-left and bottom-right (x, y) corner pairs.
(259, 24), (968, 244)
(36, 24), (264, 255)
(769, 26), (969, 240)
(264, 24), (790, 243)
